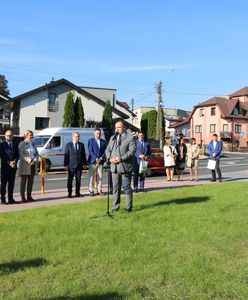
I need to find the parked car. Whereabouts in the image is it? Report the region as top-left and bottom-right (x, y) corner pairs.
(146, 147), (165, 177)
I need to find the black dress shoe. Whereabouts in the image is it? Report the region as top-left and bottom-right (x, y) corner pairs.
(211, 179), (216, 182)
(134, 188), (139, 193)
(111, 208), (119, 213)
(125, 208), (132, 213)
(1, 201), (8, 205)
(21, 197), (27, 202)
(76, 194), (83, 197)
(219, 179), (222, 182)
(27, 196), (35, 202)
(89, 192), (94, 197)
(68, 194), (72, 198)
(9, 199), (17, 204)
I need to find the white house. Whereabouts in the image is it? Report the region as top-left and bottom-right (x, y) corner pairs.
(0, 78), (137, 136)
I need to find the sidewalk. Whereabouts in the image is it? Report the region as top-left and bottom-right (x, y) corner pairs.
(1, 171), (248, 213)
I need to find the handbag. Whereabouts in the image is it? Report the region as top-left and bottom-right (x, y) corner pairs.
(139, 160), (148, 174)
(207, 159), (216, 170)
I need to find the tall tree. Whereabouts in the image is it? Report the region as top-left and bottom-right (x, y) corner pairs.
(141, 111), (149, 138)
(74, 96), (85, 127)
(63, 92), (75, 127)
(147, 110), (157, 141)
(0, 74), (10, 97)
(102, 100), (113, 141)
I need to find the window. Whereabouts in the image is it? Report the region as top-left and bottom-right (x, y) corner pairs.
(211, 107), (216, 116)
(48, 93), (57, 112)
(35, 117), (50, 130)
(199, 109), (204, 117)
(210, 124), (216, 133)
(46, 136), (61, 148)
(235, 124), (242, 133)
(223, 124), (228, 132)
(233, 106), (240, 116)
(195, 125), (202, 133)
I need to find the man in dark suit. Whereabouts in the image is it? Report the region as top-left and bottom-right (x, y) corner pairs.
(207, 133), (223, 182)
(133, 131), (151, 192)
(64, 132), (87, 198)
(0, 129), (19, 204)
(88, 128), (107, 196)
(106, 119), (136, 213)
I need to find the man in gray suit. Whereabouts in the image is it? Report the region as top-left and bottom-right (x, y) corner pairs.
(106, 119), (136, 212)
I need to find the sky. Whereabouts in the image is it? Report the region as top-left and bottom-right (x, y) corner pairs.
(1, 0), (248, 111)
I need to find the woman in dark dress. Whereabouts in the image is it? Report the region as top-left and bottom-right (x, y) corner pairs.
(175, 138), (187, 181)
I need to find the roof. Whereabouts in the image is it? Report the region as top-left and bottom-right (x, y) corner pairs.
(230, 86), (248, 98)
(169, 118), (190, 128)
(191, 96), (248, 119)
(116, 100), (136, 117)
(0, 78), (129, 119)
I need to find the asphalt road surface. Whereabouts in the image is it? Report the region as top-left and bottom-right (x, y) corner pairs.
(11, 152), (248, 193)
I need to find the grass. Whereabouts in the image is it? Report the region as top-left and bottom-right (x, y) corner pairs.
(1, 182), (248, 299)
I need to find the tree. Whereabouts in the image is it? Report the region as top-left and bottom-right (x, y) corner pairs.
(74, 96), (85, 127)
(0, 74), (10, 97)
(141, 111), (149, 138)
(147, 110), (157, 141)
(102, 100), (113, 141)
(63, 92), (75, 127)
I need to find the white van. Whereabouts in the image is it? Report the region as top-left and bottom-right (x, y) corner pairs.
(33, 127), (106, 171)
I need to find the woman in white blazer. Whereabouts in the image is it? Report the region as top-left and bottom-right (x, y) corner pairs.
(163, 138), (177, 181)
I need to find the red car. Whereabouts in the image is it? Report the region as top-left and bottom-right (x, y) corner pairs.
(146, 147), (165, 176)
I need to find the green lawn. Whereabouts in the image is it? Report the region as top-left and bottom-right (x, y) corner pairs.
(1, 182), (248, 300)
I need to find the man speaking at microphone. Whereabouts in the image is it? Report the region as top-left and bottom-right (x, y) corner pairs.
(106, 118), (136, 213)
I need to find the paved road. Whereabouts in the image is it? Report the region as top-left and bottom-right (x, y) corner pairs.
(12, 152), (248, 193)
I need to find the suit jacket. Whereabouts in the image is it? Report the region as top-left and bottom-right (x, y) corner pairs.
(0, 140), (19, 172)
(87, 137), (107, 165)
(106, 131), (136, 173)
(18, 140), (39, 175)
(134, 139), (151, 165)
(208, 141), (222, 159)
(64, 141), (87, 169)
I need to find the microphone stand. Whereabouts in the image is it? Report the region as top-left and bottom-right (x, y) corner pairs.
(106, 134), (117, 217)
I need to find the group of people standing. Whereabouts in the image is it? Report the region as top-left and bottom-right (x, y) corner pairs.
(0, 120), (223, 212)
(163, 133), (222, 182)
(0, 129), (39, 204)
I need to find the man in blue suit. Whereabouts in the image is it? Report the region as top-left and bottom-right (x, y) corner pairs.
(64, 132), (87, 198)
(133, 131), (151, 192)
(88, 128), (107, 196)
(207, 133), (223, 182)
(0, 129), (19, 204)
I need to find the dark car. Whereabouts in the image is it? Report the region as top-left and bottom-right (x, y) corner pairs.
(146, 147), (165, 176)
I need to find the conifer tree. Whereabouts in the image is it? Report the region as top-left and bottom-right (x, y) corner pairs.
(63, 92), (75, 127)
(102, 100), (113, 141)
(74, 96), (85, 127)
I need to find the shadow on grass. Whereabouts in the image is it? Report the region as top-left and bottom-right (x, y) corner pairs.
(135, 196), (210, 212)
(45, 292), (125, 300)
(0, 258), (47, 275)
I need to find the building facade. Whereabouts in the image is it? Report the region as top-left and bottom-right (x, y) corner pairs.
(190, 87), (248, 151)
(0, 79), (137, 136)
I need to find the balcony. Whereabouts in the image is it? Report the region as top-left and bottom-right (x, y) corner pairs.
(220, 131), (232, 139)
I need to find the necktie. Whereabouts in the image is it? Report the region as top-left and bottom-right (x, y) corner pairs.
(117, 134), (121, 145)
(75, 143), (78, 151)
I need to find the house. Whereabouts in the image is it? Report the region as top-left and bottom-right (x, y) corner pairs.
(0, 94), (11, 134)
(190, 87), (248, 151)
(0, 78), (138, 136)
(168, 118), (190, 141)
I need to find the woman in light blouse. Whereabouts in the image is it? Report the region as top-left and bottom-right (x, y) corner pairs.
(18, 130), (39, 202)
(163, 138), (177, 181)
(186, 138), (200, 181)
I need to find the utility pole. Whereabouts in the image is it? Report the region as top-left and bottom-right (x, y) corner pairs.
(156, 81), (165, 149)
(130, 98), (134, 125)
